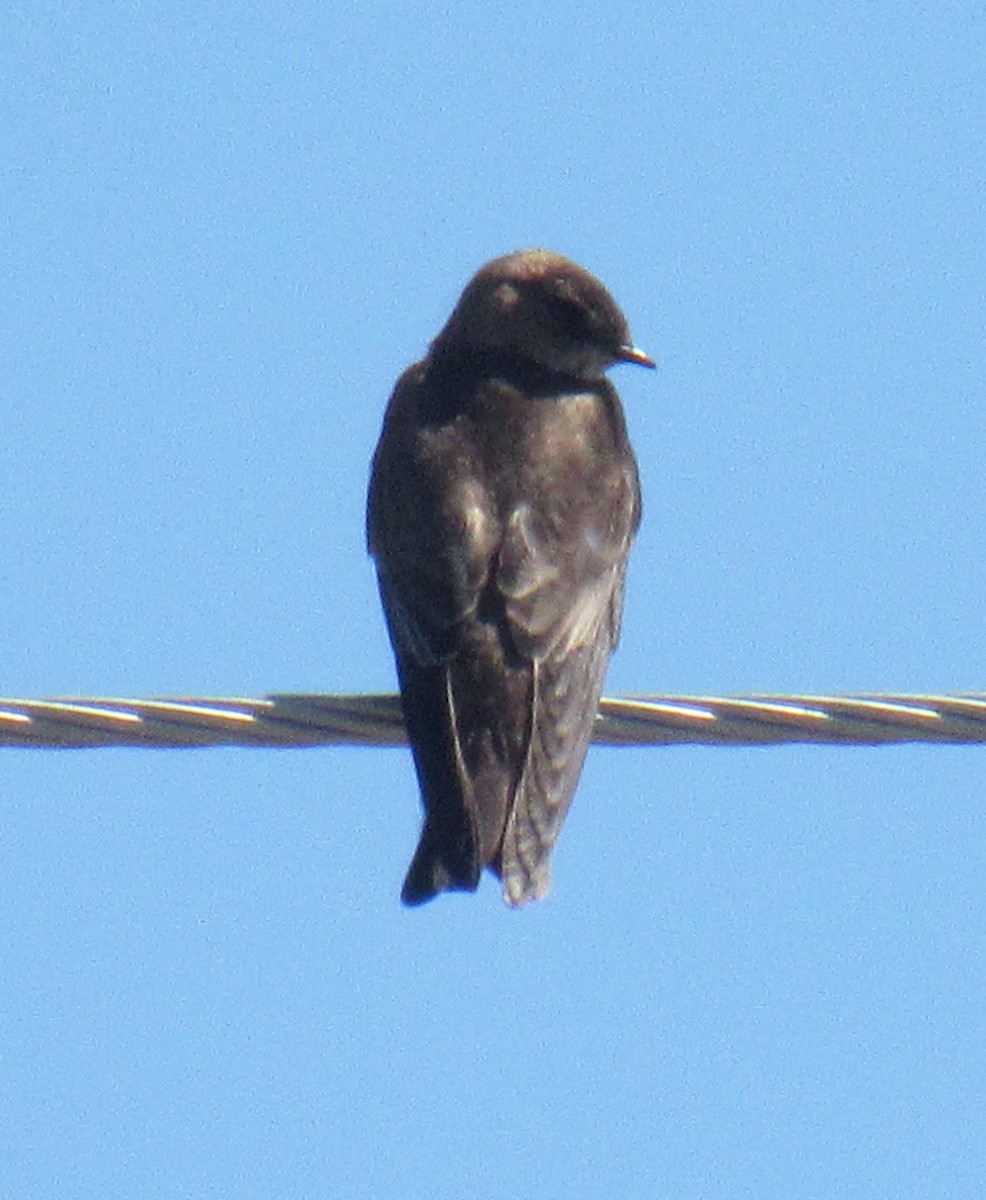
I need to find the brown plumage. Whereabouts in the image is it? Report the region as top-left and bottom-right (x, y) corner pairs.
(367, 249), (654, 906)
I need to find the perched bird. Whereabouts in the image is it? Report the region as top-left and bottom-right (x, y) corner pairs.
(367, 248), (654, 907)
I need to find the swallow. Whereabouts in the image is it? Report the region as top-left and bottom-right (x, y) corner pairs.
(367, 248), (654, 906)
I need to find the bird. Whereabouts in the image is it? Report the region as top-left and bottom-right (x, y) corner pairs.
(367, 248), (654, 907)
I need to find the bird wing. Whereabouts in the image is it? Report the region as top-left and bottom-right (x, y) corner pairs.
(376, 572), (483, 902)
(495, 498), (634, 905)
(368, 383), (516, 902)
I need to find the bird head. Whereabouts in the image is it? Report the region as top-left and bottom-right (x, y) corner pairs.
(432, 249), (655, 381)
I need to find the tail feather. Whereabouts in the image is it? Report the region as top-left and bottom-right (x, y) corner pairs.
(401, 824), (481, 906)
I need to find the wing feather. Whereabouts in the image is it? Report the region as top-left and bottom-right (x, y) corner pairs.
(495, 499), (633, 905)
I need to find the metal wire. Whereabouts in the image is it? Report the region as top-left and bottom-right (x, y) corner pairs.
(1, 692), (986, 749)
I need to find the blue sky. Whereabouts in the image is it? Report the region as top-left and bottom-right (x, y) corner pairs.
(2, 3), (985, 1197)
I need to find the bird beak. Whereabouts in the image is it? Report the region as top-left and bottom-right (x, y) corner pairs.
(617, 344), (657, 369)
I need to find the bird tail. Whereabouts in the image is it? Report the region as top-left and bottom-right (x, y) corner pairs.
(401, 823), (482, 906)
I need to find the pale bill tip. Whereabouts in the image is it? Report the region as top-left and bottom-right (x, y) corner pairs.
(618, 344), (657, 369)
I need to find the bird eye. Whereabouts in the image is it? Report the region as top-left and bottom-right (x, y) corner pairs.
(548, 291), (594, 339)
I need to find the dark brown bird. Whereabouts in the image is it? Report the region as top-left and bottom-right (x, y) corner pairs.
(367, 248), (654, 906)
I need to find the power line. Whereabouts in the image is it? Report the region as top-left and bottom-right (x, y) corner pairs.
(1, 692), (985, 749)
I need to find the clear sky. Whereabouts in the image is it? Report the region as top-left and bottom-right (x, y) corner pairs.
(3, 4), (985, 1197)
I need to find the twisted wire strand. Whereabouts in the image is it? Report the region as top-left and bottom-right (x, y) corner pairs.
(1, 692), (986, 749)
